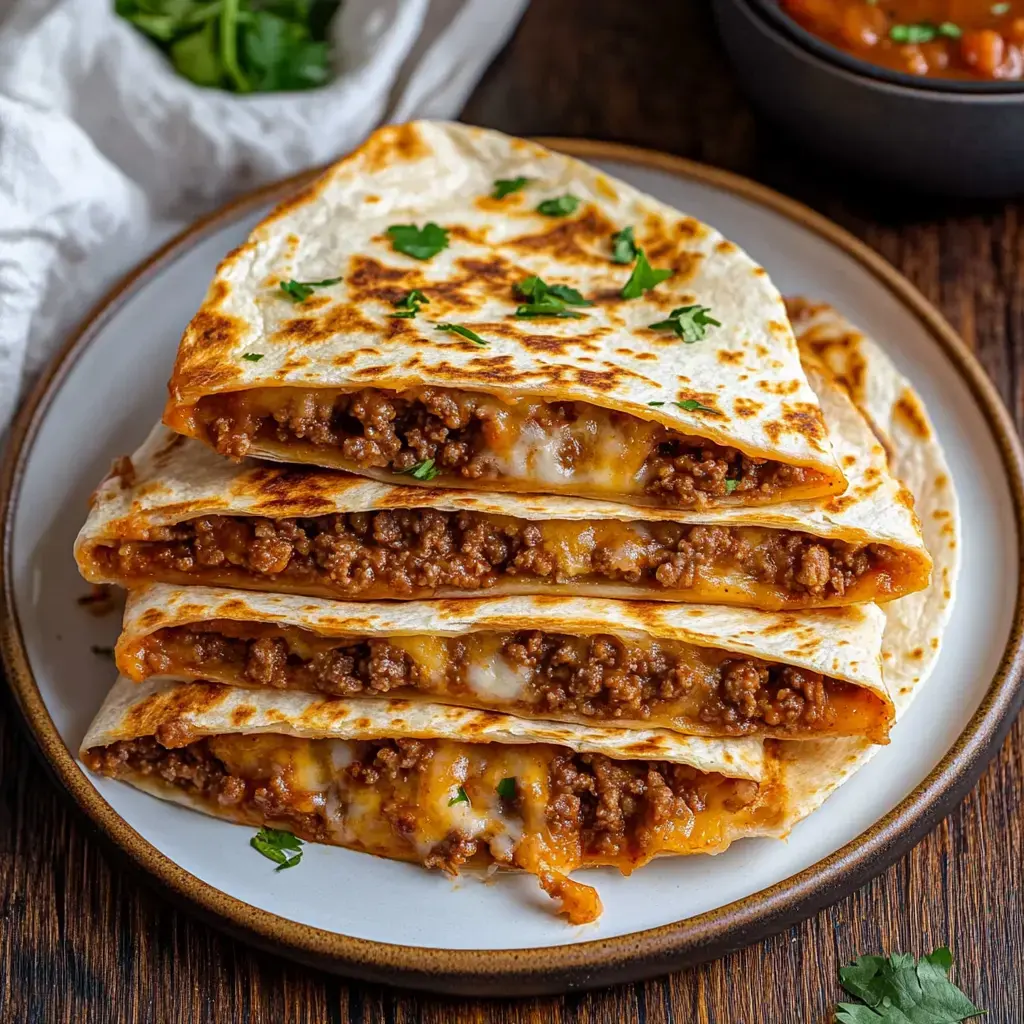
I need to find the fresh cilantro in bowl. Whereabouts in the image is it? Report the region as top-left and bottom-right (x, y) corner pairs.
(115, 0), (341, 93)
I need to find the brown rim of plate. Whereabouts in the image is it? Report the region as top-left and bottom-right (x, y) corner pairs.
(1, 138), (1023, 998)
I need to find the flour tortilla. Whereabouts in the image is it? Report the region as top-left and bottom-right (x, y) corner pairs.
(81, 674), (766, 782)
(77, 362), (931, 609)
(770, 300), (962, 827)
(115, 583), (893, 738)
(162, 121), (843, 501)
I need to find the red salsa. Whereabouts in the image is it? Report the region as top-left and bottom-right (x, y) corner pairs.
(781, 0), (1024, 80)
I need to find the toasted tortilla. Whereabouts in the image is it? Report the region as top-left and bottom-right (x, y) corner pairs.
(162, 121), (844, 508)
(81, 674), (782, 924)
(78, 362), (931, 610)
(115, 584), (893, 742)
(771, 300), (962, 825)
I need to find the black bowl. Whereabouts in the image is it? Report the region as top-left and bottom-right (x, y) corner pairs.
(714, 0), (1024, 197)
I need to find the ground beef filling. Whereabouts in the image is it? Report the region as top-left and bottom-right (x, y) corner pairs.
(194, 386), (819, 505)
(83, 737), (758, 870)
(546, 752), (759, 860)
(98, 509), (894, 602)
(137, 625), (853, 736)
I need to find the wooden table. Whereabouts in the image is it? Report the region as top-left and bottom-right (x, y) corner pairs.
(2, 2), (1020, 1019)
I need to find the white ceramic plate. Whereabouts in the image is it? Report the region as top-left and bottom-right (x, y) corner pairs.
(3, 141), (1022, 995)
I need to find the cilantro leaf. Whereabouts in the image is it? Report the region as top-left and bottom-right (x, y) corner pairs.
(676, 399), (716, 413)
(242, 352), (264, 362)
(496, 777), (517, 799)
(401, 458), (440, 481)
(835, 948), (984, 1023)
(435, 323), (488, 346)
(536, 194), (580, 217)
(448, 785), (470, 807)
(938, 21), (962, 37)
(387, 222), (449, 260)
(279, 277), (341, 302)
(250, 827), (304, 871)
(992, 2), (1011, 14)
(889, 22), (938, 43)
(492, 177), (529, 199)
(610, 226), (638, 264)
(724, 478), (739, 494)
(391, 289), (429, 319)
(621, 250), (672, 299)
(648, 305), (721, 343)
(516, 276), (593, 306)
(515, 301), (584, 319)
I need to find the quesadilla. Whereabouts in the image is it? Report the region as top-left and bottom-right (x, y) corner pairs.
(116, 584), (893, 742)
(82, 675), (783, 923)
(163, 121), (845, 509)
(79, 361), (930, 610)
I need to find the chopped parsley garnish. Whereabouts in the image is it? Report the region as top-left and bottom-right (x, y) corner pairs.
(279, 277), (341, 302)
(725, 479), (739, 494)
(835, 947), (983, 1023)
(242, 352), (264, 362)
(401, 458), (441, 481)
(610, 226), (638, 264)
(90, 645), (114, 658)
(536, 194), (580, 217)
(648, 305), (721, 343)
(621, 250), (673, 299)
(647, 399), (715, 413)
(492, 176), (529, 199)
(514, 275), (593, 318)
(435, 323), (488, 346)
(250, 827), (304, 871)
(496, 777), (517, 799)
(448, 785), (470, 807)
(992, 2), (1011, 14)
(889, 21), (954, 43)
(386, 222), (449, 260)
(391, 289), (429, 319)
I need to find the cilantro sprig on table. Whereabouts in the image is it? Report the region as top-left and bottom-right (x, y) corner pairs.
(116, 0), (340, 93)
(834, 948), (984, 1022)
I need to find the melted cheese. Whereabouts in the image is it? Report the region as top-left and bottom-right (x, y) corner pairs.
(465, 650), (532, 703)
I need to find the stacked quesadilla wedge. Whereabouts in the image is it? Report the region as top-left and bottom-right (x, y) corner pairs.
(76, 121), (957, 925)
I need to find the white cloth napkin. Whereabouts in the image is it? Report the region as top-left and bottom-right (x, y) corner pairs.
(0, 0), (526, 432)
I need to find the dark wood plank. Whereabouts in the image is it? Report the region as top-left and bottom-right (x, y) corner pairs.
(2, 0), (1019, 1019)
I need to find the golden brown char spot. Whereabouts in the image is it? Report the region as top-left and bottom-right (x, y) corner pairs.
(893, 388), (932, 440)
(593, 176), (619, 201)
(754, 344), (770, 358)
(776, 403), (829, 445)
(715, 240), (737, 255)
(357, 122), (432, 174)
(137, 608), (166, 629)
(273, 303), (380, 346)
(364, 194), (380, 203)
(842, 454), (857, 468)
(823, 494), (859, 515)
(232, 706), (256, 726)
(634, 352), (657, 361)
(935, 473), (948, 489)
(733, 397), (763, 419)
(717, 350), (744, 365)
(753, 267), (767, 277)
(300, 295), (332, 311)
(123, 682), (229, 739)
(507, 207), (618, 263)
(895, 487), (916, 511)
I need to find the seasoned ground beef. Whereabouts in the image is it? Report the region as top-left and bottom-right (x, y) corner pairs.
(547, 752), (758, 859)
(138, 625), (849, 736)
(97, 509), (894, 602)
(194, 386), (820, 506)
(84, 737), (757, 873)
